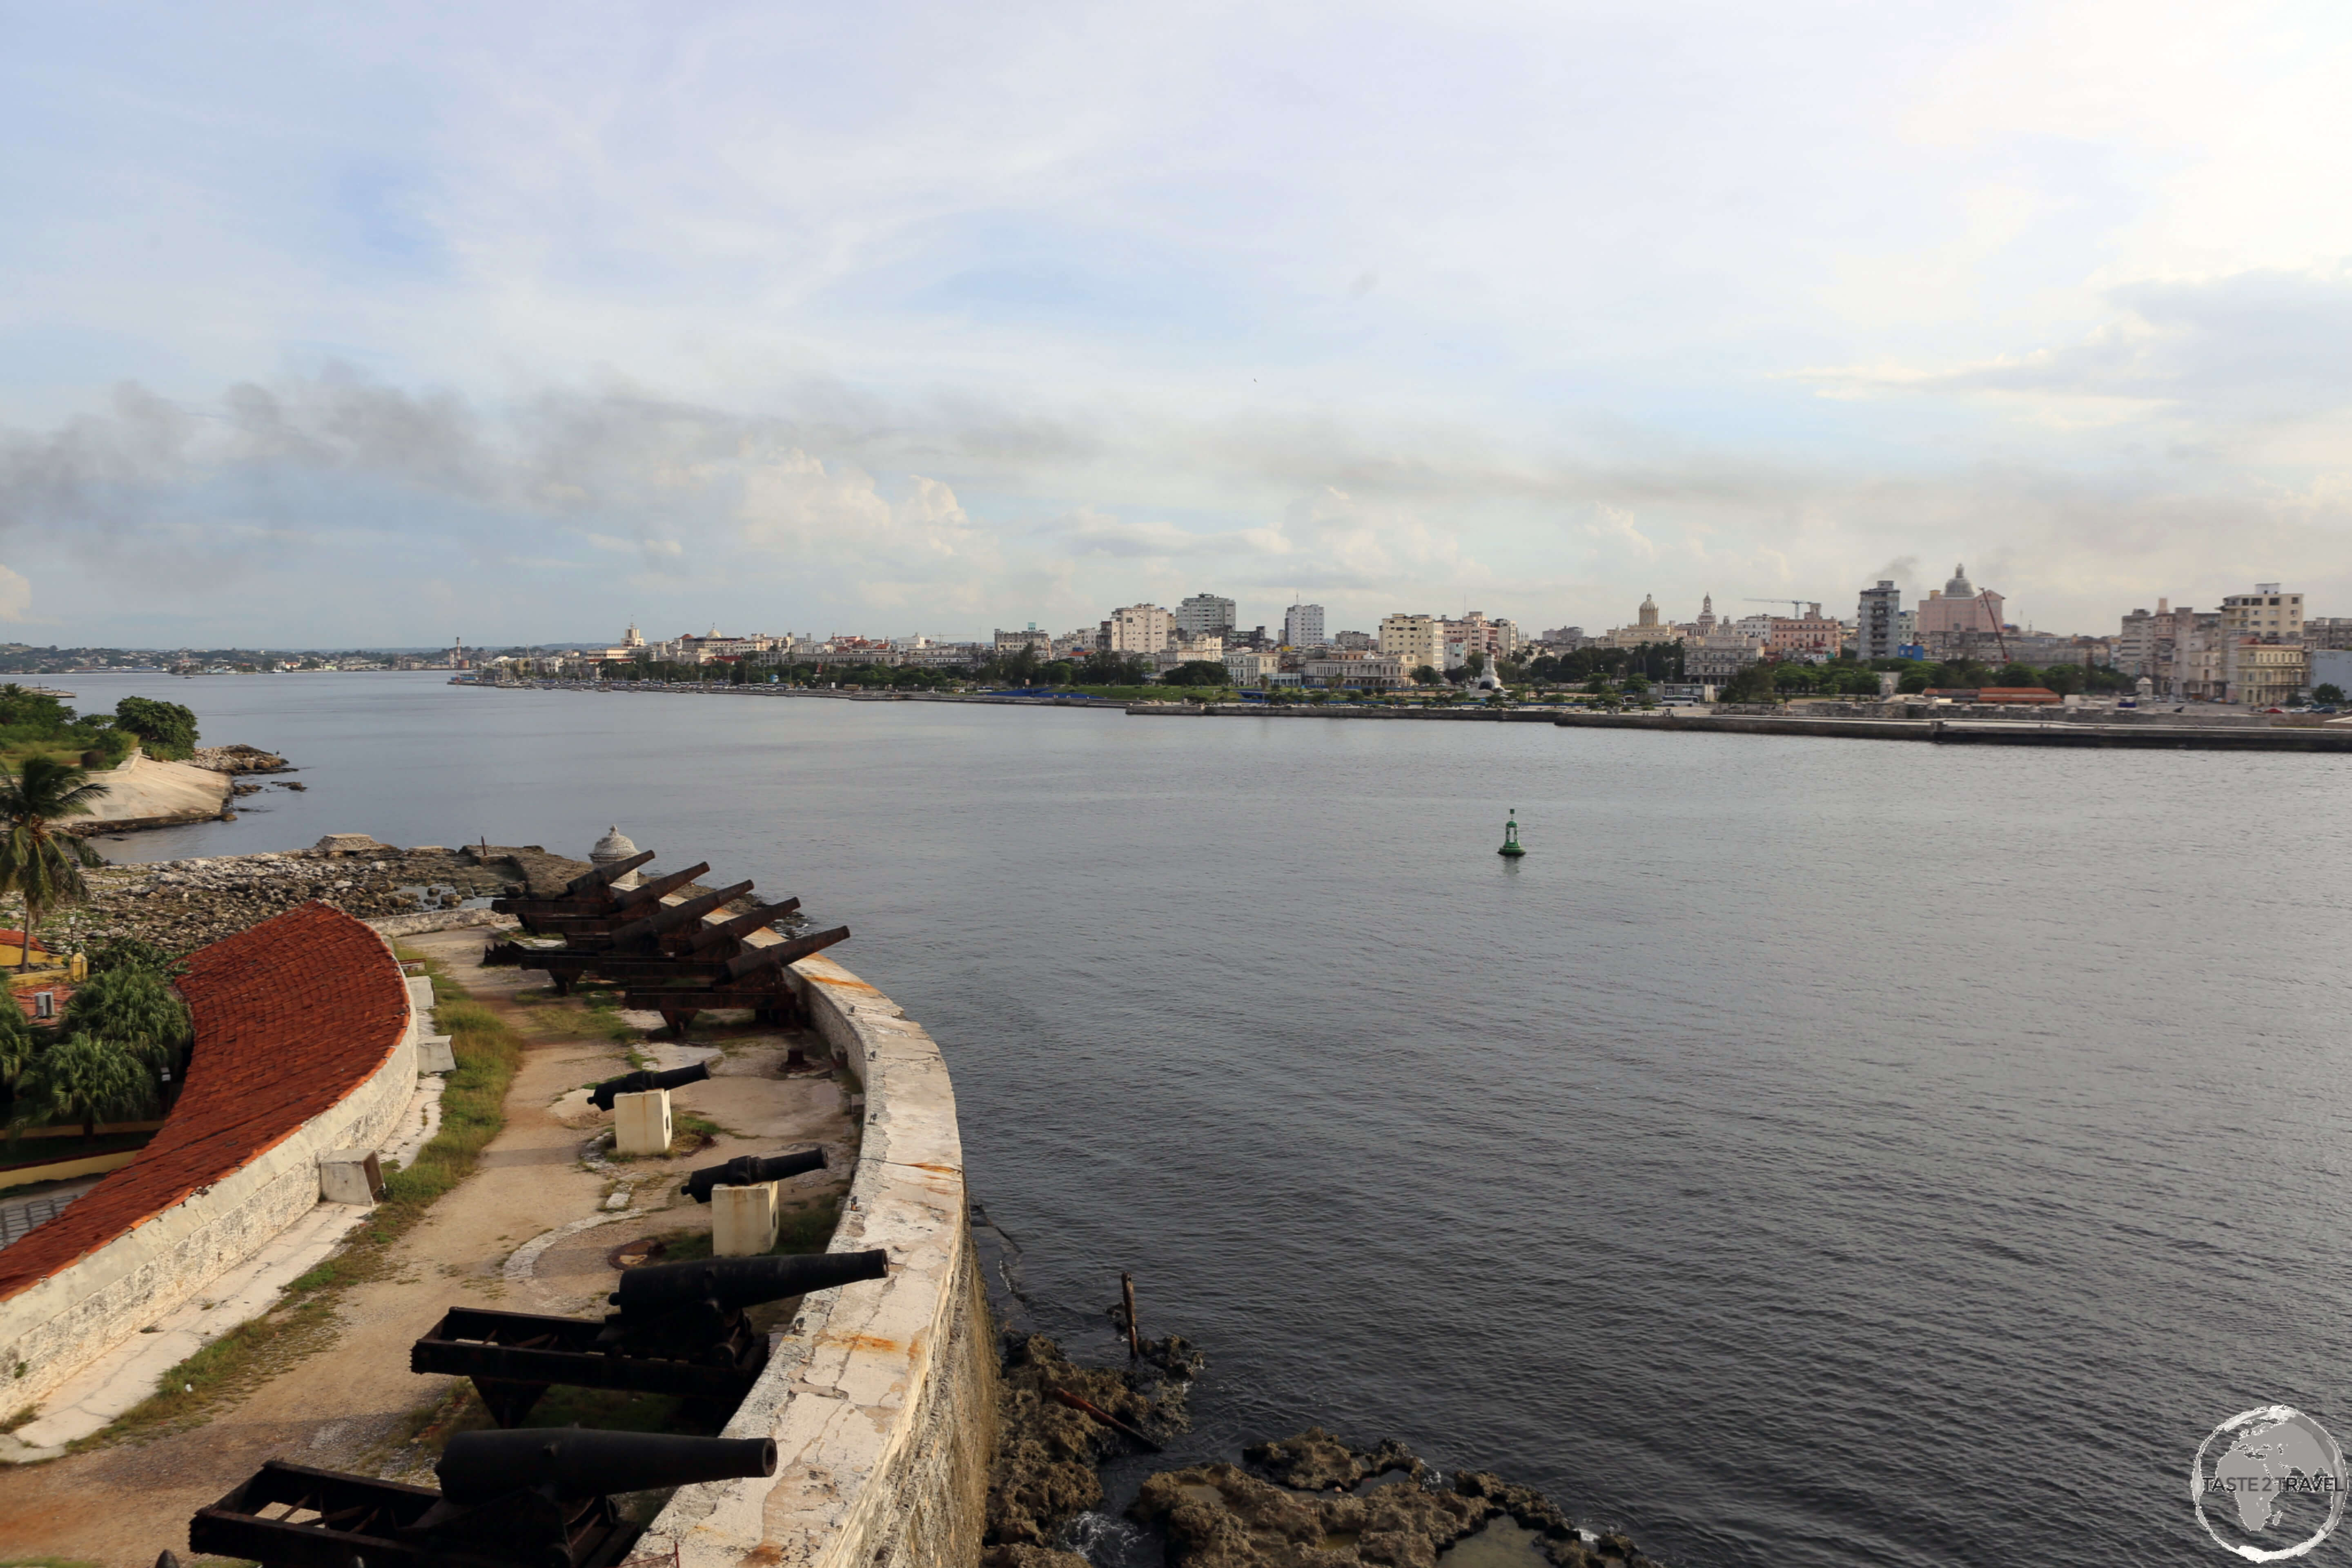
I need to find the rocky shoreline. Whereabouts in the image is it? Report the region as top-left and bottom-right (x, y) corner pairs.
(982, 1333), (1665, 1568)
(71, 836), (597, 951)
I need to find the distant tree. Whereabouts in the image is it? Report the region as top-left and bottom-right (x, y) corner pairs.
(2038, 664), (2086, 695)
(1465, 651), (1488, 676)
(1898, 671), (1929, 694)
(1160, 661), (1231, 688)
(0, 1005), (36, 1102)
(112, 695), (200, 758)
(80, 934), (185, 978)
(1077, 652), (1150, 685)
(1412, 664), (1443, 686)
(1040, 659), (1076, 687)
(9, 1031), (155, 1138)
(1994, 663), (2040, 688)
(2315, 684), (2346, 706)
(1720, 663), (1777, 703)
(61, 966), (192, 1074)
(1622, 673), (1650, 695)
(0, 757), (107, 969)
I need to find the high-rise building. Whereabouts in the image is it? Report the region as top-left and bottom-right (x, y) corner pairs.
(1856, 581), (1901, 661)
(2220, 585), (2303, 643)
(1176, 593), (1238, 639)
(1100, 604), (1173, 655)
(1283, 602), (1327, 648)
(1378, 613), (1443, 673)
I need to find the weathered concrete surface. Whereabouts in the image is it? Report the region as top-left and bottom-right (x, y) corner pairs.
(639, 950), (994, 1568)
(72, 751), (232, 831)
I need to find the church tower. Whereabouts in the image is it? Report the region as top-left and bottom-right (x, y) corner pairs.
(1638, 594), (1659, 628)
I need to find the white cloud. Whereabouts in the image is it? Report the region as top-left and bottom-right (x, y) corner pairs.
(0, 565), (29, 621)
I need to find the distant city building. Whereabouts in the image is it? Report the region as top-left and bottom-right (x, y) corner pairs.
(2227, 641), (2307, 706)
(2220, 585), (2303, 643)
(1176, 593), (1238, 639)
(1223, 648), (1279, 686)
(1538, 626), (1587, 647)
(1764, 604), (1842, 659)
(1915, 564), (2007, 659)
(1283, 603), (1327, 648)
(2311, 648), (2352, 695)
(1100, 604), (1173, 655)
(1331, 629), (1376, 651)
(1441, 610), (1521, 661)
(1687, 626), (1764, 686)
(994, 627), (1054, 655)
(1606, 594), (1683, 649)
(1856, 581), (1901, 662)
(1378, 614), (1444, 673)
(1305, 653), (1409, 689)
(2303, 617), (2352, 650)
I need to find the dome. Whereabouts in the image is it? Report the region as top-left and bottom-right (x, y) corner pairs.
(590, 825), (638, 864)
(1945, 563), (1974, 599)
(589, 825), (644, 887)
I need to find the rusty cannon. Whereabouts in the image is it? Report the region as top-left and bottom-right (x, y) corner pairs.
(409, 1250), (891, 1426)
(188, 1429), (776, 1568)
(586, 1061), (710, 1111)
(625, 926), (850, 1033)
(682, 1147), (826, 1203)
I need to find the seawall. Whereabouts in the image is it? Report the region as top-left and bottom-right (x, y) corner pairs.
(1552, 712), (2352, 750)
(639, 949), (994, 1568)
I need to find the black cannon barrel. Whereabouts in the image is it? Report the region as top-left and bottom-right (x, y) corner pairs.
(564, 849), (656, 900)
(684, 1148), (825, 1203)
(437, 1428), (776, 1506)
(588, 1060), (711, 1111)
(608, 880), (754, 946)
(611, 862), (712, 913)
(726, 924), (851, 981)
(611, 1249), (889, 1317)
(686, 897), (803, 953)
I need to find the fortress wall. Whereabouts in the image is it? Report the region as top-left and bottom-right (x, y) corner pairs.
(643, 951), (995, 1568)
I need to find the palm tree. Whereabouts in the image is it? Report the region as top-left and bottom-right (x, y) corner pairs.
(0, 1003), (36, 1100)
(0, 755), (108, 969)
(61, 966), (192, 1074)
(9, 1031), (155, 1138)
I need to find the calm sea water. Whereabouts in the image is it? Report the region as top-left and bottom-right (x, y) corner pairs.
(59, 673), (2352, 1567)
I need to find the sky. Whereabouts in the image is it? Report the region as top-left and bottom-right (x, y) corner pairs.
(6, 0), (2352, 647)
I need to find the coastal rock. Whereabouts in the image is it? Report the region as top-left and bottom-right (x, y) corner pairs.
(1131, 1461), (1494, 1568)
(1245, 1428), (1426, 1491)
(986, 1333), (1189, 1549)
(187, 744), (290, 773)
(1134, 1437), (1662, 1568)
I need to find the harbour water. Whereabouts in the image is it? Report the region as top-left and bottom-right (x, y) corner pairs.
(62, 673), (2352, 1566)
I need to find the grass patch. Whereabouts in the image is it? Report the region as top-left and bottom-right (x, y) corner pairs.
(87, 949), (525, 1446)
(0, 1557), (107, 1568)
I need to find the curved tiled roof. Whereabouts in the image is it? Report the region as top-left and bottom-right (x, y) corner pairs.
(0, 902), (409, 1301)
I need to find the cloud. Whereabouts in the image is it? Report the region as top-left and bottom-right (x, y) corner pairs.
(1800, 264), (2352, 428)
(0, 565), (30, 621)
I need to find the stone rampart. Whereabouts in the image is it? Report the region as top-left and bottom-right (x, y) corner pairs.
(0, 904), (415, 1414)
(640, 950), (994, 1568)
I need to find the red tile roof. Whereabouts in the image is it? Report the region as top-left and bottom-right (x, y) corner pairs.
(0, 903), (409, 1302)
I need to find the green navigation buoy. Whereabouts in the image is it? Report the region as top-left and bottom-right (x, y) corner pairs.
(1498, 808), (1526, 858)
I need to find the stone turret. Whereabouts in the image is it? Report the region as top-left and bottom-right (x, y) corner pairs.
(590, 826), (644, 889)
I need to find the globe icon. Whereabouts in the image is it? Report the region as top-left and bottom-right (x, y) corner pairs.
(2191, 1406), (2346, 1561)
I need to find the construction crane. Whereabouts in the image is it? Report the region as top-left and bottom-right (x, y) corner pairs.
(1742, 598), (1813, 617)
(1977, 590), (2009, 662)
